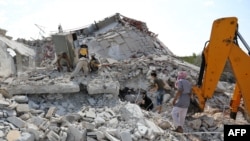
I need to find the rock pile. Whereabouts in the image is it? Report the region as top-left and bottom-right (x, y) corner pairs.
(1, 52), (249, 141)
(1, 13), (249, 141)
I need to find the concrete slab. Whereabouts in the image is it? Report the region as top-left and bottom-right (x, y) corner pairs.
(7, 82), (80, 95)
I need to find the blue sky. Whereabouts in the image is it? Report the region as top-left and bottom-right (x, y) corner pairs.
(1, 0), (250, 56)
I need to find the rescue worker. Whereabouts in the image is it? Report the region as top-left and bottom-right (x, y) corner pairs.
(89, 53), (100, 73)
(137, 91), (154, 111)
(56, 52), (72, 72)
(149, 71), (167, 114)
(70, 44), (89, 80)
(171, 71), (192, 133)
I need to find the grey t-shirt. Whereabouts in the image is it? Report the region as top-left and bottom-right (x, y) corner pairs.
(174, 79), (192, 108)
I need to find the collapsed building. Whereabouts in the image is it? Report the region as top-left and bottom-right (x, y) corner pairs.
(0, 13), (249, 141)
(0, 28), (36, 78)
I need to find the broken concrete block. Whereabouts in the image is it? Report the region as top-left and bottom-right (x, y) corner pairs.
(45, 106), (57, 118)
(120, 131), (132, 141)
(82, 121), (95, 130)
(0, 99), (10, 108)
(157, 119), (172, 130)
(104, 131), (120, 141)
(87, 97), (96, 105)
(7, 116), (26, 128)
(163, 94), (171, 103)
(215, 82), (226, 92)
(14, 95), (29, 103)
(28, 116), (46, 127)
(108, 118), (118, 127)
(94, 116), (105, 126)
(66, 125), (87, 141)
(16, 104), (30, 113)
(85, 109), (96, 119)
(137, 123), (148, 136)
(202, 116), (214, 128)
(119, 103), (143, 121)
(0, 88), (13, 98)
(17, 132), (35, 141)
(144, 119), (164, 135)
(19, 113), (31, 120)
(39, 121), (50, 131)
(187, 119), (202, 130)
(6, 130), (21, 141)
(96, 131), (105, 140)
(7, 82), (80, 95)
(59, 131), (67, 141)
(133, 130), (142, 139)
(0, 130), (4, 138)
(87, 78), (120, 96)
(47, 130), (60, 141)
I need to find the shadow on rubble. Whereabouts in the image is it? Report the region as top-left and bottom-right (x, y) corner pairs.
(118, 87), (143, 103)
(187, 98), (203, 116)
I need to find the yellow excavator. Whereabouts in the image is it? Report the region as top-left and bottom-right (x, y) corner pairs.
(192, 17), (250, 121)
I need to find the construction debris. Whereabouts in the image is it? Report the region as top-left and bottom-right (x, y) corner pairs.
(0, 13), (249, 141)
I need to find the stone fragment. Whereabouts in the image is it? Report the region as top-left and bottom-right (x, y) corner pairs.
(119, 103), (143, 121)
(0, 99), (9, 107)
(120, 131), (132, 141)
(47, 130), (60, 141)
(87, 79), (120, 96)
(137, 123), (148, 136)
(104, 131), (120, 141)
(66, 125), (87, 141)
(14, 95), (29, 103)
(0, 88), (12, 98)
(7, 116), (26, 128)
(82, 121), (95, 130)
(0, 130), (4, 138)
(28, 116), (46, 127)
(187, 119), (202, 130)
(144, 119), (164, 135)
(16, 104), (30, 113)
(7, 82), (80, 95)
(17, 132), (35, 141)
(85, 109), (96, 119)
(96, 131), (105, 140)
(45, 106), (57, 118)
(108, 118), (118, 127)
(6, 130), (21, 141)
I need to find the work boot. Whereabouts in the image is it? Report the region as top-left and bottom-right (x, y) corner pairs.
(173, 126), (183, 133)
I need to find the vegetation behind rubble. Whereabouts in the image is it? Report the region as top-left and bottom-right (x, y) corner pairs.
(178, 53), (202, 66)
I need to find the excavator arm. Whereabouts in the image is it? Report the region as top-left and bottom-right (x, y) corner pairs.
(192, 17), (250, 121)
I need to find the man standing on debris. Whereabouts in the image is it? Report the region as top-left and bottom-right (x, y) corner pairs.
(89, 53), (101, 73)
(149, 71), (167, 114)
(171, 71), (192, 133)
(70, 44), (89, 80)
(56, 52), (72, 72)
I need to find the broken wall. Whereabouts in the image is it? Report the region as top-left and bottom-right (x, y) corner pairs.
(52, 34), (75, 65)
(0, 41), (16, 77)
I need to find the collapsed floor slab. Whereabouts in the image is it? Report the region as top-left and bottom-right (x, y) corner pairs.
(6, 82), (80, 95)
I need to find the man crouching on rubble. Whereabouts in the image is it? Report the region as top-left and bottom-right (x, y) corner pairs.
(89, 53), (101, 73)
(56, 52), (72, 72)
(137, 91), (154, 111)
(70, 44), (89, 80)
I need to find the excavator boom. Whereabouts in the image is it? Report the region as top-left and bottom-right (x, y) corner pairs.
(192, 17), (250, 121)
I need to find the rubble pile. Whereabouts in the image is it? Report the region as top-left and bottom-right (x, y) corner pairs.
(1, 13), (249, 141)
(1, 53), (249, 141)
(1, 88), (248, 141)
